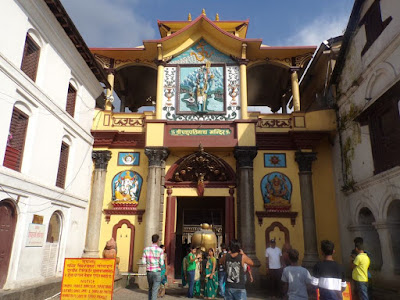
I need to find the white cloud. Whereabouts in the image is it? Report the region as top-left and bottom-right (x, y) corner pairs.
(61, 0), (156, 47)
(284, 14), (349, 46)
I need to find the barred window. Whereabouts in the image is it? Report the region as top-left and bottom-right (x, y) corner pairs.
(4, 107), (29, 171)
(55, 142), (69, 188)
(66, 84), (77, 117)
(21, 34), (40, 81)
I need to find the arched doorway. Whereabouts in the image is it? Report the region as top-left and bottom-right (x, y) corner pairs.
(358, 207), (382, 270)
(41, 211), (62, 277)
(387, 200), (400, 274)
(112, 219), (135, 272)
(0, 200), (17, 288)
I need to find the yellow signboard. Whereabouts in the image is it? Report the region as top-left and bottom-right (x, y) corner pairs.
(61, 258), (115, 300)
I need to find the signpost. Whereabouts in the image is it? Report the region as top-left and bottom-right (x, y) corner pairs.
(61, 258), (116, 300)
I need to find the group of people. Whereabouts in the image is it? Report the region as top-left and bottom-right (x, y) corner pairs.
(265, 238), (371, 300)
(142, 234), (371, 300)
(181, 240), (254, 299)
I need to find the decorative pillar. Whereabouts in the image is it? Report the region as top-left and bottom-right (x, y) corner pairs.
(234, 146), (260, 267)
(295, 151), (319, 269)
(155, 44), (165, 119)
(105, 68), (115, 111)
(373, 222), (395, 275)
(164, 188), (176, 279)
(239, 43), (248, 119)
(143, 147), (169, 247)
(291, 68), (301, 112)
(225, 187), (235, 246)
(83, 150), (111, 258)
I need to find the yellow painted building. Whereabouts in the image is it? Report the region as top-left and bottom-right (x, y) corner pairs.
(88, 11), (341, 279)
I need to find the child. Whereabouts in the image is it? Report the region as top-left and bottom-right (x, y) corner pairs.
(281, 249), (312, 299)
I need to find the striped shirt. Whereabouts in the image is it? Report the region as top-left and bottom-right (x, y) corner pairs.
(312, 260), (346, 300)
(142, 244), (164, 272)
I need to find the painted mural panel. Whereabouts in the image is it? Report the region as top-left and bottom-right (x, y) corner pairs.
(178, 64), (225, 113)
(261, 172), (292, 209)
(170, 39), (235, 64)
(162, 40), (241, 121)
(118, 152), (140, 166)
(112, 171), (143, 205)
(264, 153), (286, 168)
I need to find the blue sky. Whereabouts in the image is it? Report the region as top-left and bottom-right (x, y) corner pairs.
(61, 0), (354, 48)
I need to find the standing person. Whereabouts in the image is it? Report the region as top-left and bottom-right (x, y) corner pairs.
(220, 239), (254, 300)
(204, 248), (218, 299)
(282, 243), (292, 267)
(158, 244), (167, 298)
(265, 239), (283, 297)
(281, 248), (312, 300)
(352, 242), (370, 300)
(350, 237), (372, 299)
(218, 243), (228, 298)
(193, 248), (202, 297)
(141, 234), (164, 300)
(186, 245), (201, 298)
(311, 240), (347, 300)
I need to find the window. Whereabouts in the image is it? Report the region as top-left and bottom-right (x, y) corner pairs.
(360, 81), (400, 174)
(66, 84), (77, 117)
(55, 142), (69, 188)
(359, 0), (392, 56)
(4, 107), (29, 171)
(20, 34), (40, 81)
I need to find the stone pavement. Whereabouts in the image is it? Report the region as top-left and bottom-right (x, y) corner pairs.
(113, 286), (274, 300)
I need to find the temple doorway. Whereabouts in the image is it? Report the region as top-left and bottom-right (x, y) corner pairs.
(174, 196), (225, 278)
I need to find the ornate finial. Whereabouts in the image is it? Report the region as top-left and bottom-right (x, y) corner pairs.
(202, 8), (206, 16)
(199, 143), (204, 153)
(215, 13), (219, 21)
(188, 13), (192, 21)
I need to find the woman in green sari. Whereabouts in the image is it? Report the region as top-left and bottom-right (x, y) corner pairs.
(204, 248), (218, 299)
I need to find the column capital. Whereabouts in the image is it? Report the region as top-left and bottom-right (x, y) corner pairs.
(290, 67), (301, 73)
(105, 68), (115, 75)
(145, 147), (169, 167)
(295, 151), (317, 172)
(92, 150), (112, 170)
(234, 146), (257, 168)
(154, 59), (167, 67)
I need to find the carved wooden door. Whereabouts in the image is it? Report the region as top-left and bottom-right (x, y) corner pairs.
(0, 201), (17, 288)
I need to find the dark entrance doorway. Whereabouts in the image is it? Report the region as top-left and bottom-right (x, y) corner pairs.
(0, 200), (17, 288)
(174, 197), (225, 278)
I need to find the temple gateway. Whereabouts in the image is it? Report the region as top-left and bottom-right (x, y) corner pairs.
(87, 11), (340, 280)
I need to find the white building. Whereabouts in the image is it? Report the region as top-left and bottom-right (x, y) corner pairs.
(331, 0), (400, 293)
(0, 0), (108, 290)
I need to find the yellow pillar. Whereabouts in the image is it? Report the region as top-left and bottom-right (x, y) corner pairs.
(105, 70), (114, 111)
(291, 69), (301, 111)
(156, 44), (164, 119)
(240, 43), (248, 119)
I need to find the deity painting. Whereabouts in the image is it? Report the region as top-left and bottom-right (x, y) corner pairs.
(178, 63), (225, 113)
(261, 172), (292, 210)
(118, 152), (140, 166)
(112, 171), (143, 205)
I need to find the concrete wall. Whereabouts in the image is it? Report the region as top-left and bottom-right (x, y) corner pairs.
(0, 0), (103, 289)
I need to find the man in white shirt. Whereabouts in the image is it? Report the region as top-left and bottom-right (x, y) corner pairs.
(265, 239), (283, 297)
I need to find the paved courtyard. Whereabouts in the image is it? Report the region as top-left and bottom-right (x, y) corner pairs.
(113, 287), (274, 300)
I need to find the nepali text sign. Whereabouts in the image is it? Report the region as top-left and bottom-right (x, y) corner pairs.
(61, 258), (115, 300)
(170, 128), (231, 136)
(26, 223), (45, 247)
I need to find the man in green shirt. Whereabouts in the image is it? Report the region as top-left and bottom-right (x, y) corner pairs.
(352, 242), (370, 300)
